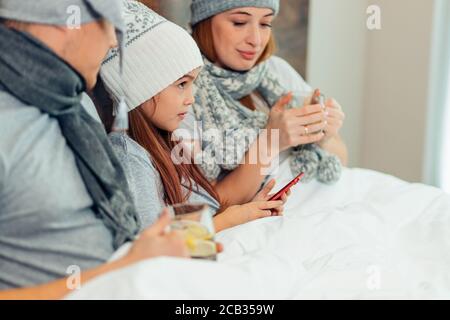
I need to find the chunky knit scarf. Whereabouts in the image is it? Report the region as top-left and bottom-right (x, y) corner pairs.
(192, 57), (342, 184)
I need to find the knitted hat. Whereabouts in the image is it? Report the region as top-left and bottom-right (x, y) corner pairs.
(100, 0), (203, 111)
(0, 0), (126, 69)
(191, 0), (280, 26)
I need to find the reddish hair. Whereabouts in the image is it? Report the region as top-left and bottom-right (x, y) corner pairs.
(192, 18), (276, 110)
(128, 105), (221, 206)
(91, 77), (221, 207)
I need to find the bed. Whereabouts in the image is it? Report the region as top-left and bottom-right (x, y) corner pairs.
(67, 159), (450, 299)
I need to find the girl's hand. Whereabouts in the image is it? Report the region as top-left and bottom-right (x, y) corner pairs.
(253, 179), (290, 215)
(214, 200), (284, 232)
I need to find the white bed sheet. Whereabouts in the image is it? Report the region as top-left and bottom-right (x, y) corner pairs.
(67, 160), (450, 300)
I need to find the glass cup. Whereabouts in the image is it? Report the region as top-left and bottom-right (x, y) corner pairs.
(290, 90), (312, 108)
(291, 90), (326, 110)
(168, 203), (217, 261)
(290, 90), (327, 150)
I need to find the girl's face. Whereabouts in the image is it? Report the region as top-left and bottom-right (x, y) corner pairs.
(210, 7), (274, 71)
(140, 68), (201, 132)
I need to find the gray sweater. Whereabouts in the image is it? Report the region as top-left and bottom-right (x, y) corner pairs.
(0, 86), (115, 290)
(109, 132), (220, 230)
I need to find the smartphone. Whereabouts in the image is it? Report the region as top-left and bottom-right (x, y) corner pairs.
(269, 172), (305, 201)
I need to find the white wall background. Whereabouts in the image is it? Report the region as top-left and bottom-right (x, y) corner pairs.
(307, 0), (438, 183)
(307, 0), (369, 169)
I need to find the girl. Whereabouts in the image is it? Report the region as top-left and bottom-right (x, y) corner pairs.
(97, 0), (286, 231)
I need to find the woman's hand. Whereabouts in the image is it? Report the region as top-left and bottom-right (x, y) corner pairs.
(304, 90), (345, 142)
(124, 209), (190, 264)
(305, 92), (348, 165)
(267, 93), (326, 152)
(214, 200), (284, 232)
(253, 179), (290, 215)
(321, 98), (345, 141)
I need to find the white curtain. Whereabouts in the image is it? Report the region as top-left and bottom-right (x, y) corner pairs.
(423, 0), (450, 189)
(442, 62), (450, 192)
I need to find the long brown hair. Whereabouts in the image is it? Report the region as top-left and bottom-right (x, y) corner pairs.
(128, 103), (221, 206)
(91, 77), (221, 207)
(192, 18), (276, 111)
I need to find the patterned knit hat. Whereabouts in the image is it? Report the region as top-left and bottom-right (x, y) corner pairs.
(191, 0), (280, 26)
(100, 0), (203, 111)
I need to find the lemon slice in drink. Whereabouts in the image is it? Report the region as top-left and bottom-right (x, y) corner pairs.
(188, 239), (217, 258)
(184, 221), (212, 240)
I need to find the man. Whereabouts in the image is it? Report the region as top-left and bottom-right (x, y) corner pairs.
(0, 0), (187, 299)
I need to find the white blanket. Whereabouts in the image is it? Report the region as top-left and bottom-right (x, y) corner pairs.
(67, 161), (450, 300)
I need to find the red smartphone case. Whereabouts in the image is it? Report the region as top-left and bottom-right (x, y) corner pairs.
(269, 172), (305, 201)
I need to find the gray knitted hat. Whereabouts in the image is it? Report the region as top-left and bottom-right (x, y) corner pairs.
(191, 0), (280, 26)
(0, 0), (126, 68)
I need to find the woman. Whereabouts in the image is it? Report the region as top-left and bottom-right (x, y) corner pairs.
(98, 0), (285, 231)
(182, 0), (348, 206)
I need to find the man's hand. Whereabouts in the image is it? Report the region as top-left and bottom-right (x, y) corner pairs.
(124, 209), (190, 264)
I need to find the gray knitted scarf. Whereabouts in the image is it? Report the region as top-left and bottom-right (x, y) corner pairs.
(193, 57), (342, 184)
(0, 25), (140, 249)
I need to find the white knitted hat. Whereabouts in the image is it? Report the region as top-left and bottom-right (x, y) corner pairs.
(100, 0), (203, 111)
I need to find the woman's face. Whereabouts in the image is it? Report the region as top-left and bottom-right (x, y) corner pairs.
(140, 68), (201, 132)
(210, 7), (274, 71)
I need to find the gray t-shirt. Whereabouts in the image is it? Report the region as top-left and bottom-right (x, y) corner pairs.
(109, 132), (220, 229)
(0, 88), (115, 290)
